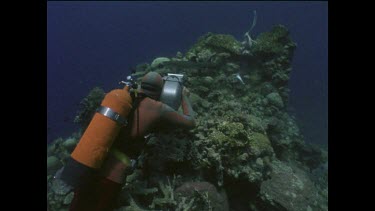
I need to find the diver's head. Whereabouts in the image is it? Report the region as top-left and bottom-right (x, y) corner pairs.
(140, 71), (164, 100)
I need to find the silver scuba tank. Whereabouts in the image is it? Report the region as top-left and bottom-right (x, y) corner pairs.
(160, 73), (184, 110)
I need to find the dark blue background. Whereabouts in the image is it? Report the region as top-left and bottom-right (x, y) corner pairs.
(47, 1), (328, 147)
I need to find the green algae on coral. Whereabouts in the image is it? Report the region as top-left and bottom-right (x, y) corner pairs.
(248, 132), (274, 157)
(187, 33), (243, 60)
(252, 25), (296, 57)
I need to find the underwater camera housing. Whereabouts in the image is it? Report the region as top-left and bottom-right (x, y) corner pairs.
(160, 73), (184, 110)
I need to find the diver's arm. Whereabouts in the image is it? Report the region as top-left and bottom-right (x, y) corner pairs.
(181, 94), (194, 118)
(160, 92), (196, 129)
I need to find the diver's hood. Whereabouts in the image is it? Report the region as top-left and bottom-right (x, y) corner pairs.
(140, 72), (164, 100)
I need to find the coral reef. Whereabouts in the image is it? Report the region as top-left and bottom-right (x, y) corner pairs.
(252, 25), (296, 59)
(151, 57), (171, 69)
(47, 24), (327, 211)
(187, 33), (243, 60)
(73, 87), (105, 131)
(47, 156), (62, 175)
(174, 181), (229, 211)
(259, 160), (327, 211)
(47, 176), (74, 211)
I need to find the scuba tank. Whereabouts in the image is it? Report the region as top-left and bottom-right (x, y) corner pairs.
(60, 75), (137, 188)
(159, 73), (184, 110)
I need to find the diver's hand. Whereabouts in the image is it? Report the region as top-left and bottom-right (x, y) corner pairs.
(182, 87), (190, 97)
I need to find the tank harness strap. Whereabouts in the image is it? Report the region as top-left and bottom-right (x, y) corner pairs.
(96, 106), (128, 126)
(131, 92), (146, 137)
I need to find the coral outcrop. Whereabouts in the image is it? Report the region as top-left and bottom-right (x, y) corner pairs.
(47, 24), (327, 211)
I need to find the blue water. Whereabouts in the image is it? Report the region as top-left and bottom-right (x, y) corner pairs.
(47, 1), (328, 147)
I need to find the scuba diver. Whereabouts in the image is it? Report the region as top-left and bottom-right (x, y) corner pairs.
(68, 71), (196, 211)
